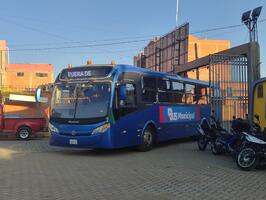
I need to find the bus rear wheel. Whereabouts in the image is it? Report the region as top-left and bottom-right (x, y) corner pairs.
(137, 127), (155, 152)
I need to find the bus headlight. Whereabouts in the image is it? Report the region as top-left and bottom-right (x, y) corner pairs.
(48, 123), (59, 134)
(91, 123), (110, 135)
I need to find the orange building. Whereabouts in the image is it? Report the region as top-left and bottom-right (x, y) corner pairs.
(0, 40), (54, 122)
(188, 35), (230, 62)
(5, 63), (54, 91)
(1, 40), (54, 91)
(134, 32), (230, 74)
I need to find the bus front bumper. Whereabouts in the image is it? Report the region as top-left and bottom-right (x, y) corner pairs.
(49, 132), (113, 149)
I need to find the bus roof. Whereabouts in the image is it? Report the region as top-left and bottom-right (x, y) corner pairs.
(56, 64), (209, 86)
(113, 64), (209, 86)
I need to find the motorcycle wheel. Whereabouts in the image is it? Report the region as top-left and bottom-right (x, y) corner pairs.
(236, 147), (258, 171)
(211, 144), (225, 155)
(197, 137), (207, 151)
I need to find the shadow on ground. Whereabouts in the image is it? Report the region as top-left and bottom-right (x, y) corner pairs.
(50, 137), (196, 157)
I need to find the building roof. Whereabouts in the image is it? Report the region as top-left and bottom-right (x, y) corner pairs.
(6, 63), (54, 72)
(188, 35), (231, 44)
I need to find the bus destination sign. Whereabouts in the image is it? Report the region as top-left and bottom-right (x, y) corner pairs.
(67, 70), (92, 78)
(59, 66), (113, 81)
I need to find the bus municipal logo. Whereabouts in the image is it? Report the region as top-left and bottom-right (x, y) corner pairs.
(159, 106), (200, 123)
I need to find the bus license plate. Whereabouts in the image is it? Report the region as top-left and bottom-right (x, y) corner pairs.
(69, 139), (78, 145)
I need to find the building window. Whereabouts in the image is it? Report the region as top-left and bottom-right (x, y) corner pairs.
(17, 72), (24, 77)
(36, 73), (48, 77)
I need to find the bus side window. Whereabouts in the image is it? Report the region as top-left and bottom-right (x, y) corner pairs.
(172, 81), (185, 104)
(158, 79), (171, 103)
(258, 84), (263, 98)
(119, 83), (137, 107)
(115, 83), (138, 119)
(194, 85), (208, 104)
(141, 77), (157, 103)
(142, 77), (156, 89)
(185, 84), (195, 104)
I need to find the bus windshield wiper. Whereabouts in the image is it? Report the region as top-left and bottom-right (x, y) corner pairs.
(73, 86), (80, 119)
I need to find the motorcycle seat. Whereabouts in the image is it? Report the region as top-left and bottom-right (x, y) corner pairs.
(219, 132), (234, 140)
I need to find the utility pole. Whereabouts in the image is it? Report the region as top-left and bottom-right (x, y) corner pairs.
(176, 0), (179, 27)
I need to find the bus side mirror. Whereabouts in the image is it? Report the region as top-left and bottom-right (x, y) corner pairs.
(119, 85), (127, 101)
(35, 87), (42, 103)
(254, 114), (260, 122)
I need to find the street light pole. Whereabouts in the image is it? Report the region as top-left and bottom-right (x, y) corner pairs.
(241, 6), (262, 122)
(242, 6), (262, 43)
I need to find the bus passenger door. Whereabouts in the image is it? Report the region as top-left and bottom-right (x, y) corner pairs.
(112, 83), (140, 148)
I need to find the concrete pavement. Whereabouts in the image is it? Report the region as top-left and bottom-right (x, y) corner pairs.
(0, 139), (265, 200)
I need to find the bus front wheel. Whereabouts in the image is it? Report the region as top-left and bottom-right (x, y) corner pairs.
(137, 126), (155, 152)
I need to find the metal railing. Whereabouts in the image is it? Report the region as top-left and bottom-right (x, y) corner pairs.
(210, 54), (248, 130)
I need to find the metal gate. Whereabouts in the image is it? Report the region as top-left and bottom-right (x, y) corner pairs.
(210, 54), (248, 130)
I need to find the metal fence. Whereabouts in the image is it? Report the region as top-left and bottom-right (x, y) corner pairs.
(209, 54), (248, 130)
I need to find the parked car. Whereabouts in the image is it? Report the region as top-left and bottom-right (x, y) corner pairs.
(0, 104), (46, 140)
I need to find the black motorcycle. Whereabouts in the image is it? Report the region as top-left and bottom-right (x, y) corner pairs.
(235, 115), (266, 171)
(197, 115), (233, 155)
(197, 117), (214, 151)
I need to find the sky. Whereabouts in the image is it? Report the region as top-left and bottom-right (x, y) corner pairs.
(0, 0), (266, 77)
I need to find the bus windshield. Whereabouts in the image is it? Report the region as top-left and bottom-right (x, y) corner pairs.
(51, 82), (111, 120)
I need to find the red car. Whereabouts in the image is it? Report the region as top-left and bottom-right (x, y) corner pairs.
(0, 104), (46, 140)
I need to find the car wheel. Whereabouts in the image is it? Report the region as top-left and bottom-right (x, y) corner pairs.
(236, 147), (258, 171)
(17, 127), (31, 140)
(137, 126), (155, 152)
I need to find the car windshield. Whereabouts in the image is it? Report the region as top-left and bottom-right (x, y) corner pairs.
(51, 82), (111, 119)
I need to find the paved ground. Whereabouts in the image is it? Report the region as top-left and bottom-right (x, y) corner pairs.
(0, 138), (265, 200)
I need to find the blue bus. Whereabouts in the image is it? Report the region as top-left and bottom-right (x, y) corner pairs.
(49, 64), (210, 151)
